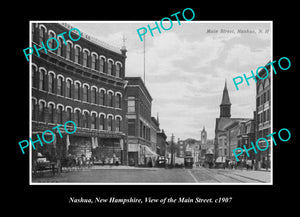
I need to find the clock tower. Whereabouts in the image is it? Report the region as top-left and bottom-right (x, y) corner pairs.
(201, 126), (207, 145)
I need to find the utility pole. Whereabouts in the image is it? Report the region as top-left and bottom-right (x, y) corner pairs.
(171, 133), (175, 168)
(143, 33), (146, 85)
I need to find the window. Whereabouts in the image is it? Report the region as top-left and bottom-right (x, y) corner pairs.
(258, 84), (263, 94)
(57, 37), (64, 56)
(107, 60), (112, 75)
(49, 103), (54, 123)
(83, 50), (88, 67)
(32, 65), (38, 88)
(74, 82), (80, 100)
(56, 105), (63, 124)
(91, 87), (97, 104)
(99, 114), (105, 130)
(143, 125), (146, 139)
(260, 93), (264, 105)
(127, 97), (135, 113)
(66, 79), (72, 98)
(115, 94), (121, 109)
(91, 54), (96, 70)
(128, 119), (135, 136)
(91, 113), (96, 129)
(100, 90), (105, 106)
(38, 101), (46, 122)
(66, 42), (72, 60)
(264, 78), (270, 89)
(75, 46), (80, 63)
(115, 116), (121, 132)
(83, 111), (89, 128)
(74, 110), (81, 127)
(100, 57), (105, 73)
(48, 73), (55, 93)
(66, 107), (72, 122)
(47, 32), (55, 50)
(108, 91), (113, 107)
(83, 85), (89, 102)
(39, 70), (46, 91)
(107, 116), (113, 131)
(32, 23), (35, 41)
(140, 121), (143, 138)
(57, 76), (63, 96)
(116, 63), (121, 77)
(39, 26), (46, 45)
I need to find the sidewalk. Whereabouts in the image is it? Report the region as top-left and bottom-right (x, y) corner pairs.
(61, 165), (160, 172)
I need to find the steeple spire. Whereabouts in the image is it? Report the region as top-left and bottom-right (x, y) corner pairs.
(221, 80), (231, 105)
(220, 80), (231, 117)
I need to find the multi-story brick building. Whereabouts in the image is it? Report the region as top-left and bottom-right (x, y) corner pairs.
(31, 23), (128, 165)
(224, 118), (254, 161)
(255, 62), (271, 170)
(125, 77), (157, 166)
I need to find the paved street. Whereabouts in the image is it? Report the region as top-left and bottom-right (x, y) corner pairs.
(32, 166), (271, 184)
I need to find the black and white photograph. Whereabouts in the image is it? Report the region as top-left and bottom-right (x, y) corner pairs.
(29, 21), (272, 184)
(8, 4), (298, 211)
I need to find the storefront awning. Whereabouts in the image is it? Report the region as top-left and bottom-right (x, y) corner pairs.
(144, 145), (159, 158)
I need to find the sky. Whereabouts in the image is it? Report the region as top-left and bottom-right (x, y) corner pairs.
(70, 21), (271, 141)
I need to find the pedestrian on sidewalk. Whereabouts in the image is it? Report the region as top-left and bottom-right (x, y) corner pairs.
(246, 159), (252, 170)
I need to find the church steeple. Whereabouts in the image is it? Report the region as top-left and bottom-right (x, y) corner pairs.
(220, 80), (231, 118)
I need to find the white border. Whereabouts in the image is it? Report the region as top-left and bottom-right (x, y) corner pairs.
(29, 20), (273, 186)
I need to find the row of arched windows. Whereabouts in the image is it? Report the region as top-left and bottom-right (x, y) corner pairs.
(257, 78), (270, 126)
(257, 78), (270, 107)
(32, 63), (123, 109)
(32, 98), (122, 132)
(32, 24), (123, 78)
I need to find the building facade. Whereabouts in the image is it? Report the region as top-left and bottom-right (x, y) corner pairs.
(214, 81), (252, 163)
(214, 81), (233, 161)
(255, 63), (271, 170)
(224, 119), (254, 161)
(237, 119), (255, 161)
(31, 23), (127, 166)
(125, 77), (157, 166)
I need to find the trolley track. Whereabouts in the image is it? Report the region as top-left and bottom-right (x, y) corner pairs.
(190, 167), (266, 183)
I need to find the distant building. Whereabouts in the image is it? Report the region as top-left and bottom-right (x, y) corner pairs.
(224, 118), (254, 160)
(199, 126), (214, 157)
(201, 126), (207, 145)
(214, 81), (252, 162)
(237, 118), (255, 160)
(150, 116), (160, 156)
(176, 138), (200, 165)
(157, 129), (168, 156)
